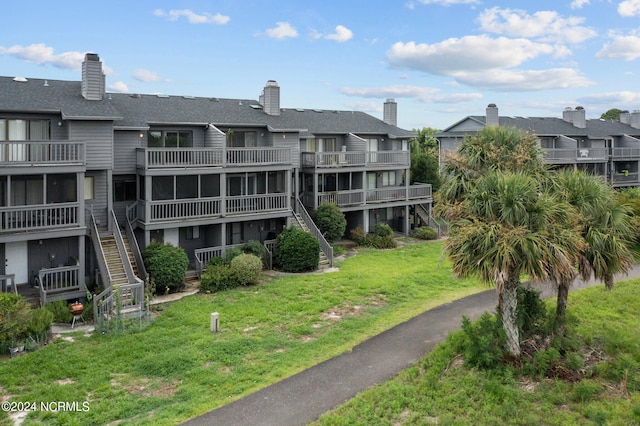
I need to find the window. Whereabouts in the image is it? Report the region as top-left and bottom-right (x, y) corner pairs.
(113, 176), (137, 202)
(382, 171), (396, 186)
(48, 174), (77, 203)
(0, 119), (50, 140)
(228, 130), (257, 147)
(318, 138), (336, 152)
(11, 175), (43, 205)
(84, 176), (94, 200)
(185, 226), (200, 240)
(147, 130), (193, 147)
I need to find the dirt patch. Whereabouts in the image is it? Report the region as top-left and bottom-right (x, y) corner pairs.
(56, 378), (75, 385)
(110, 375), (180, 398)
(319, 295), (386, 322)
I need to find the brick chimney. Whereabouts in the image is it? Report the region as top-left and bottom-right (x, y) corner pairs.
(81, 53), (105, 101)
(486, 103), (499, 126)
(383, 98), (397, 126)
(260, 80), (280, 116)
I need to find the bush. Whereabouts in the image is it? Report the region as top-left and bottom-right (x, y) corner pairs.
(230, 254), (263, 286)
(460, 312), (507, 371)
(143, 242), (189, 294)
(0, 293), (32, 348)
(275, 226), (320, 272)
(364, 234), (397, 249)
(242, 240), (268, 267)
(312, 203), (347, 242)
(27, 307), (53, 343)
(200, 264), (237, 293)
(373, 223), (393, 237)
(45, 300), (73, 323)
(410, 226), (438, 240)
(349, 226), (366, 245)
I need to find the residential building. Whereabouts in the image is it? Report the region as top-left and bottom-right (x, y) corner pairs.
(0, 53), (432, 311)
(437, 104), (640, 188)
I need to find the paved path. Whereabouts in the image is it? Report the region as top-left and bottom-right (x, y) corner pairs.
(183, 267), (640, 426)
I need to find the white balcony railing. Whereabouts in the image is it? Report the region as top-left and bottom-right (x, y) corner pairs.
(0, 203), (80, 233)
(317, 190), (364, 206)
(144, 198), (222, 222)
(226, 147), (291, 165)
(0, 141), (84, 165)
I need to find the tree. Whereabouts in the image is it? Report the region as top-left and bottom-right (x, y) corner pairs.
(410, 127), (441, 191)
(600, 108), (623, 121)
(552, 170), (635, 336)
(445, 170), (581, 356)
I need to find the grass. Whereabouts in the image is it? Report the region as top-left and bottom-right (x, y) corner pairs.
(0, 240), (486, 426)
(312, 279), (640, 426)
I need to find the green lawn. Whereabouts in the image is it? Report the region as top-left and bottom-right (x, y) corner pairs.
(313, 279), (640, 425)
(0, 241), (486, 426)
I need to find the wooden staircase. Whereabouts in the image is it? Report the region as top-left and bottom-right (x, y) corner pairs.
(291, 212), (331, 269)
(100, 233), (129, 287)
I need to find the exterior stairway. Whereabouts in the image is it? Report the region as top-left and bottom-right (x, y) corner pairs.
(291, 211), (331, 269)
(100, 234), (129, 287)
(121, 234), (140, 279)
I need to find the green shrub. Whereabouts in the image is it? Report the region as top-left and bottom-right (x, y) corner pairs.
(224, 247), (243, 264)
(572, 380), (603, 403)
(0, 293), (32, 348)
(312, 203), (347, 242)
(410, 226), (438, 240)
(516, 286), (549, 338)
(242, 240), (268, 267)
(373, 222), (393, 237)
(45, 299), (73, 323)
(230, 254), (263, 286)
(363, 234), (397, 249)
(200, 264), (237, 293)
(27, 307), (53, 343)
(207, 256), (226, 267)
(460, 312), (507, 371)
(275, 226), (320, 272)
(143, 242), (189, 294)
(349, 226), (366, 245)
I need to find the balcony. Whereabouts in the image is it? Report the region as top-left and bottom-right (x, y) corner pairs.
(612, 147), (640, 159)
(301, 151), (409, 168)
(137, 147), (292, 169)
(613, 172), (640, 185)
(310, 183), (432, 208)
(542, 148), (608, 163)
(226, 193), (288, 215)
(317, 190), (364, 207)
(0, 141), (84, 167)
(139, 198), (222, 222)
(0, 202), (80, 233)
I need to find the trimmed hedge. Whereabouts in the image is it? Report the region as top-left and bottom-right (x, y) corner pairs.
(200, 253), (263, 292)
(275, 226), (320, 272)
(410, 226), (438, 240)
(143, 242), (189, 295)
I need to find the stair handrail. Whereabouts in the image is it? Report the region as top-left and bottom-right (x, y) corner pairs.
(110, 210), (144, 286)
(293, 197), (333, 267)
(124, 205), (148, 281)
(88, 209), (113, 322)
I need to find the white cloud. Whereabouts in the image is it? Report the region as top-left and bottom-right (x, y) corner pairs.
(339, 84), (483, 103)
(571, 0), (590, 9)
(618, 0), (640, 17)
(132, 69), (171, 83)
(0, 43), (85, 70)
(153, 9), (230, 25)
(265, 22), (298, 39)
(577, 91), (640, 105)
(453, 68), (593, 91)
(324, 25), (353, 43)
(596, 35), (640, 60)
(387, 36), (555, 75)
(108, 81), (129, 93)
(477, 7), (597, 44)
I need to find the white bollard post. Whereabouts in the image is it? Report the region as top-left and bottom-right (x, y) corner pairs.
(210, 312), (220, 333)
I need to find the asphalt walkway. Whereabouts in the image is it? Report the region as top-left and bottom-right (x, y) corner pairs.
(183, 266), (640, 426)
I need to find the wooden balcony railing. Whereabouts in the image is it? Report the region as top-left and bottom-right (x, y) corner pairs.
(613, 172), (640, 184)
(226, 193), (288, 214)
(137, 147), (292, 169)
(143, 198), (222, 222)
(317, 190), (364, 207)
(612, 147), (640, 158)
(301, 150), (409, 168)
(367, 184), (432, 203)
(0, 141), (84, 166)
(0, 202), (80, 233)
(38, 265), (82, 306)
(542, 148), (609, 162)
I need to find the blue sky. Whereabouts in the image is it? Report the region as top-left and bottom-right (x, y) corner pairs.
(2, 0), (640, 130)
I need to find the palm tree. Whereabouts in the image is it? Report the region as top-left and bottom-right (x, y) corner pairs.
(552, 169), (635, 336)
(446, 170), (582, 356)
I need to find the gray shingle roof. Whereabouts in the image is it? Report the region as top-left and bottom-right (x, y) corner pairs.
(438, 114), (640, 139)
(0, 76), (415, 138)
